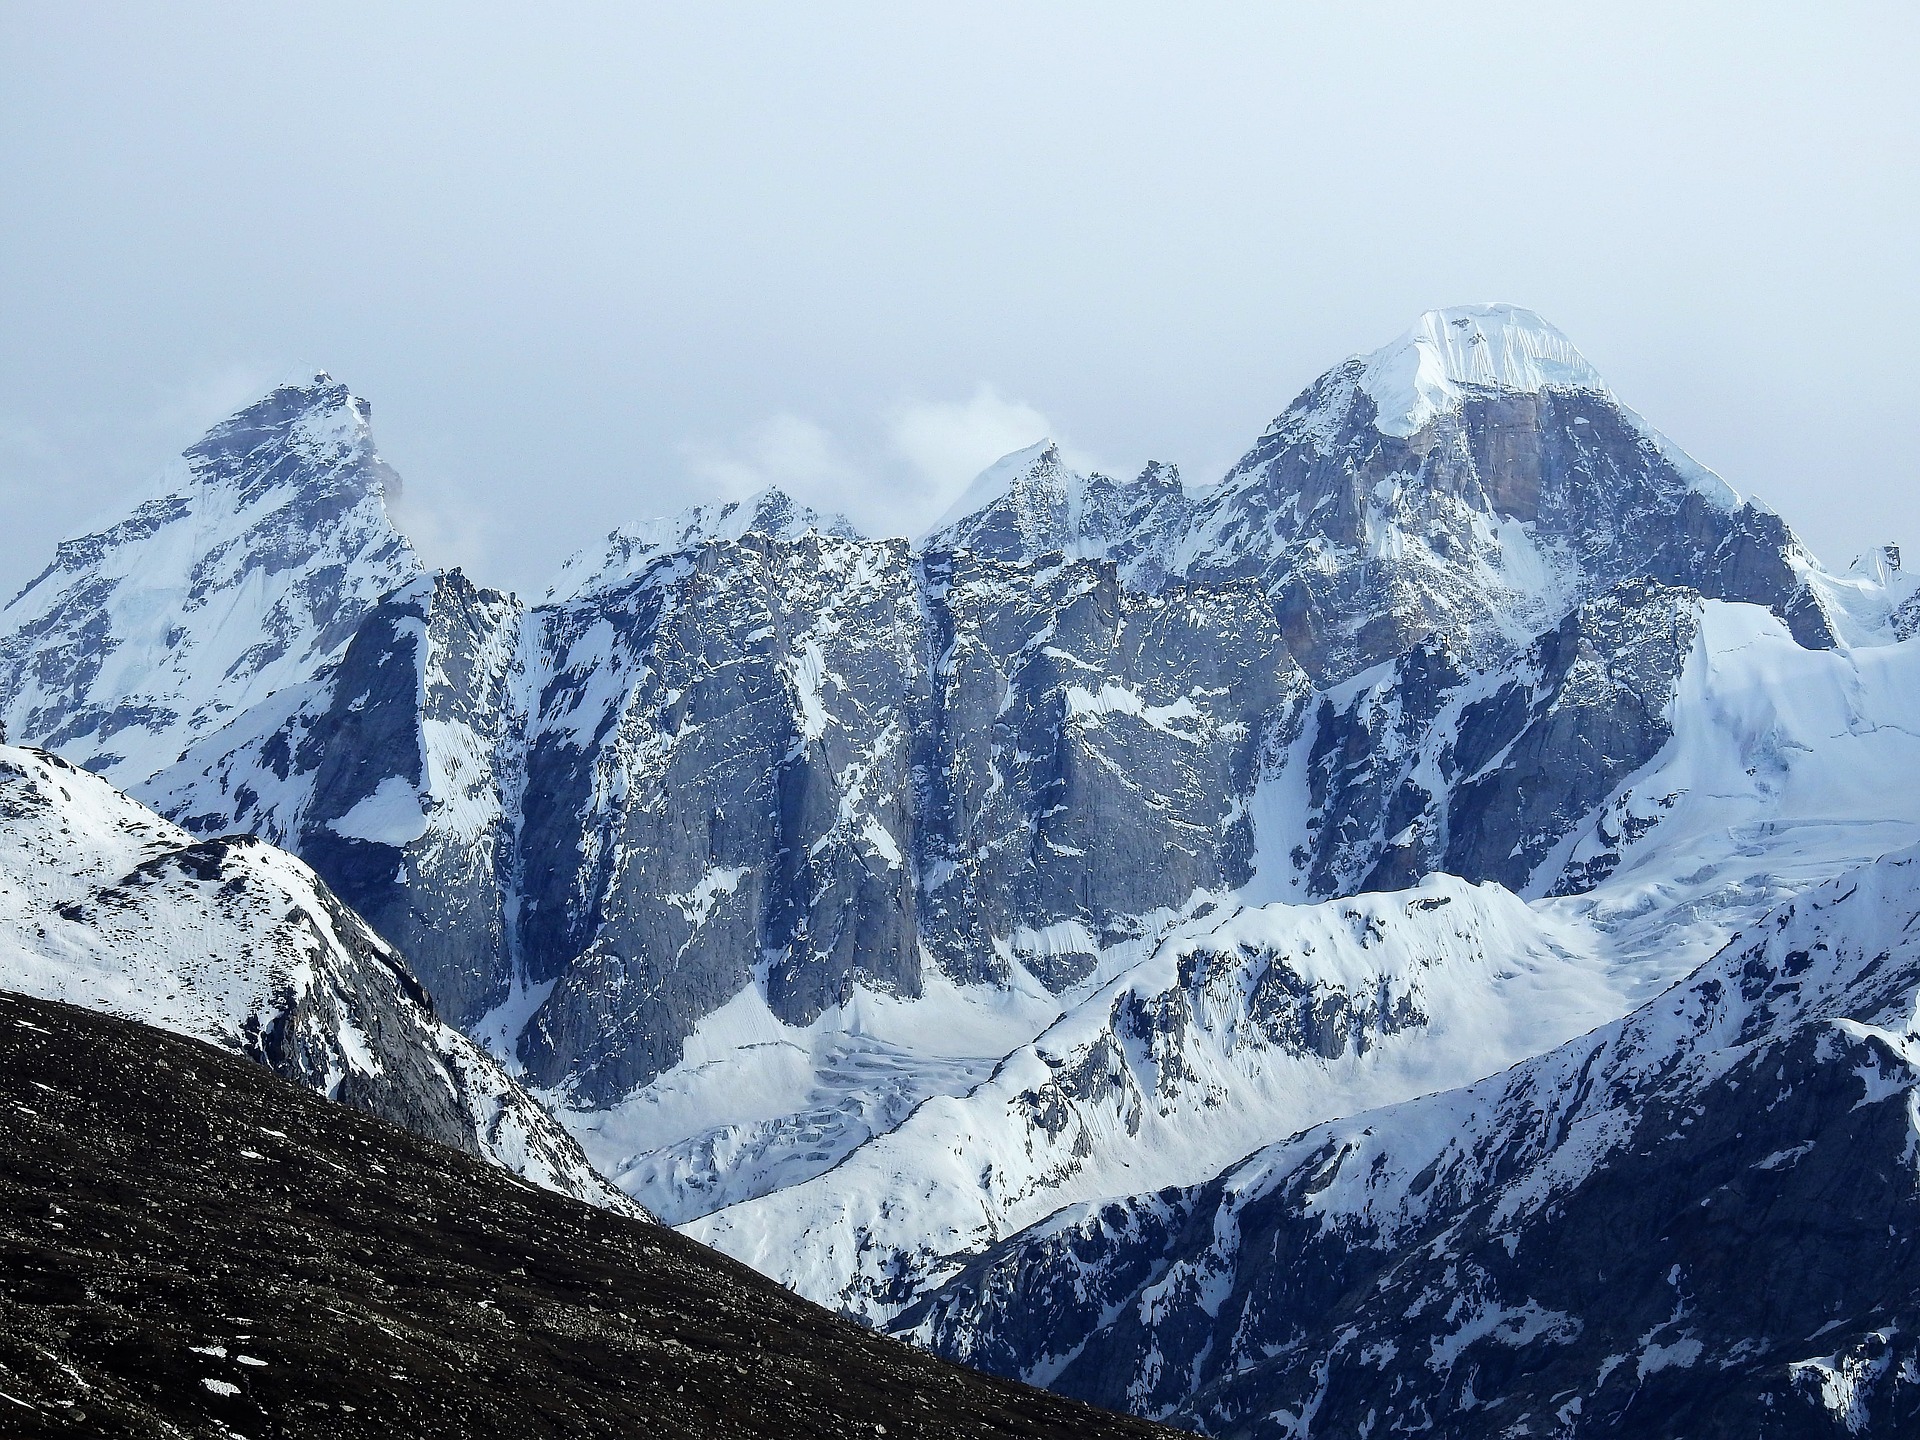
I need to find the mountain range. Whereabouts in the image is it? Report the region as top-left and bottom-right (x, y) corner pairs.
(5, 302), (1919, 1434)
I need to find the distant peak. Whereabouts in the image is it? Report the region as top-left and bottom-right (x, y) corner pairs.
(547, 485), (862, 601)
(190, 372), (373, 470)
(921, 439), (1067, 542)
(1354, 303), (1607, 436)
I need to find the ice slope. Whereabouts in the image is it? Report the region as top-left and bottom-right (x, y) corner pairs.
(1349, 302), (1612, 438)
(686, 874), (1626, 1325)
(0, 743), (637, 1215)
(1541, 599), (1920, 991)
(900, 844), (1920, 1436)
(557, 966), (1064, 1225)
(0, 375), (420, 784)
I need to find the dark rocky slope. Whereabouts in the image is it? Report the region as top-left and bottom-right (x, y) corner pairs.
(0, 988), (1186, 1439)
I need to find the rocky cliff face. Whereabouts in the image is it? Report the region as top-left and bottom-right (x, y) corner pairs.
(146, 568), (527, 1028)
(146, 469), (1295, 1104)
(922, 442), (1194, 592)
(914, 553), (1294, 992)
(513, 527), (932, 1100)
(1279, 578), (1701, 899)
(1178, 356), (1837, 681)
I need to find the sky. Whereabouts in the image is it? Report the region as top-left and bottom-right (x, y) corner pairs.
(2, 3), (1917, 599)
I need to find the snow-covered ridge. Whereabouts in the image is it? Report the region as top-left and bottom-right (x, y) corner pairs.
(900, 842), (1920, 1433)
(0, 743), (637, 1215)
(1353, 302), (1607, 436)
(547, 486), (862, 600)
(686, 873), (1624, 1325)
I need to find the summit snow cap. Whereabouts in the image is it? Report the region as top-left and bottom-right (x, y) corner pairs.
(0, 370), (420, 784)
(921, 439), (1065, 543)
(1355, 303), (1608, 436)
(548, 486), (863, 600)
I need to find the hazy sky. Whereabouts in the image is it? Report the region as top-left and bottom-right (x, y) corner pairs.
(3, 4), (1917, 599)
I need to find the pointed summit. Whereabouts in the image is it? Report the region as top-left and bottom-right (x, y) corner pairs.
(922, 439), (1063, 541)
(1170, 305), (1828, 678)
(1354, 303), (1607, 436)
(0, 374), (421, 782)
(548, 486), (863, 601)
(920, 443), (1192, 586)
(185, 372), (396, 503)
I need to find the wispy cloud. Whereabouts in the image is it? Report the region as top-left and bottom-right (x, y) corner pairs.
(680, 383), (1095, 541)
(682, 413), (864, 510)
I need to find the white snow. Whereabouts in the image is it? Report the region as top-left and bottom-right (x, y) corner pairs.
(1354, 304), (1607, 438)
(665, 866), (750, 932)
(326, 775), (429, 846)
(686, 874), (1627, 1324)
(0, 743), (634, 1215)
(554, 967), (1060, 1224)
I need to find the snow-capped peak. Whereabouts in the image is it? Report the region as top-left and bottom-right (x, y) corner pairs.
(921, 440), (1066, 543)
(1354, 303), (1608, 437)
(191, 372), (386, 494)
(547, 486), (863, 601)
(0, 373), (420, 784)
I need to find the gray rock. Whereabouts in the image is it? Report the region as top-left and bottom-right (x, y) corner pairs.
(1289, 578), (1700, 898)
(1182, 383), (1834, 682)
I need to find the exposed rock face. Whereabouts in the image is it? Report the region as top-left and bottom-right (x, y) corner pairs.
(899, 847), (1920, 1438)
(915, 553), (1295, 991)
(1177, 373), (1835, 681)
(514, 531), (932, 1100)
(1284, 578), (1701, 898)
(512, 536), (1290, 1102)
(0, 375), (419, 782)
(151, 500), (1295, 1102)
(0, 743), (633, 1214)
(147, 569), (526, 1028)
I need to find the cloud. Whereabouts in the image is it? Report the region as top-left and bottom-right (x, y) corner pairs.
(679, 384), (1069, 542)
(884, 385), (1055, 529)
(682, 413), (861, 506)
(145, 364), (285, 449)
(385, 478), (494, 582)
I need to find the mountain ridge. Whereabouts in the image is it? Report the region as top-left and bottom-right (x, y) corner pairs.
(6, 305), (1920, 1434)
